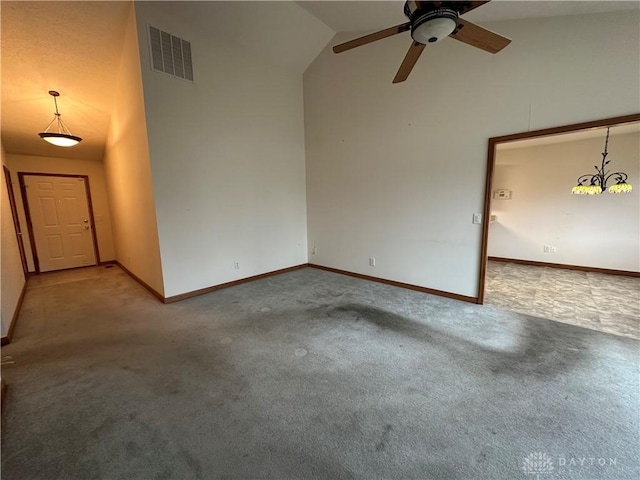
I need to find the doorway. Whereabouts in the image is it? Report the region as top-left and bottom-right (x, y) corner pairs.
(477, 113), (640, 337)
(18, 173), (100, 273)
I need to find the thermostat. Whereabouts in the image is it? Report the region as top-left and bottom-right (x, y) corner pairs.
(493, 189), (512, 199)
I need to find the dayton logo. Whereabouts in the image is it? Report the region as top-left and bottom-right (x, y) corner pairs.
(522, 452), (554, 479)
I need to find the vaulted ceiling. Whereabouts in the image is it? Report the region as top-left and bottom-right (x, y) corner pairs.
(297, 1), (640, 33)
(2, 1), (639, 162)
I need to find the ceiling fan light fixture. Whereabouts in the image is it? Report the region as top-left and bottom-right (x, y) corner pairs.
(38, 90), (82, 147)
(404, 3), (459, 45)
(410, 8), (459, 44)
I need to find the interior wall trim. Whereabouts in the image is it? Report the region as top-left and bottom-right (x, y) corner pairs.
(163, 264), (309, 303)
(309, 264), (479, 304)
(115, 261), (165, 303)
(1, 377), (7, 411)
(478, 113), (640, 304)
(3, 166), (29, 274)
(488, 257), (640, 277)
(118, 262), (478, 305)
(1, 280), (28, 346)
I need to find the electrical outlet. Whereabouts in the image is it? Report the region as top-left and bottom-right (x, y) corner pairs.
(311, 245), (317, 255)
(369, 257), (376, 267)
(472, 213), (482, 224)
(543, 245), (550, 253)
(550, 246), (557, 253)
(234, 261), (240, 269)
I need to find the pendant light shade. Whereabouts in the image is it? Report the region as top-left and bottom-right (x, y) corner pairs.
(38, 91), (82, 147)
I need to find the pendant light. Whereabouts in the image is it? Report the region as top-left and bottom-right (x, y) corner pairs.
(571, 127), (632, 195)
(38, 90), (82, 147)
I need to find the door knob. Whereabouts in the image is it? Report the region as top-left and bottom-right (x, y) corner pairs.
(83, 225), (90, 230)
(83, 219), (89, 223)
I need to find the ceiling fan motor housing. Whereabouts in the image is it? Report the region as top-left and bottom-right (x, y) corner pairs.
(405, 3), (459, 45)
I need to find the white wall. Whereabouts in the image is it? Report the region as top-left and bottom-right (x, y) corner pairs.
(5, 154), (116, 271)
(104, 3), (165, 296)
(488, 131), (639, 271)
(304, 11), (640, 298)
(1, 143), (26, 337)
(133, 1), (330, 297)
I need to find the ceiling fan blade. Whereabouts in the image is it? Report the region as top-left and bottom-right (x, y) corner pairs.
(449, 18), (511, 53)
(393, 41), (426, 84)
(415, 1), (441, 8)
(458, 1), (491, 16)
(333, 22), (411, 54)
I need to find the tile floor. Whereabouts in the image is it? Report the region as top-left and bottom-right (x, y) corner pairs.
(484, 260), (640, 339)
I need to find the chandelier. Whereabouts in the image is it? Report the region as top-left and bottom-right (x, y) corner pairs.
(38, 90), (82, 147)
(571, 127), (632, 195)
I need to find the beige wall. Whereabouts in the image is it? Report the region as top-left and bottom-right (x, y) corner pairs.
(304, 10), (640, 298)
(103, 3), (164, 296)
(488, 130), (639, 271)
(1, 143), (27, 338)
(5, 154), (116, 271)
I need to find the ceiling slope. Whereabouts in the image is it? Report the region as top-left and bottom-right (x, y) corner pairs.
(297, 0), (640, 34)
(1, 1), (335, 162)
(4, 1), (637, 162)
(153, 1), (335, 75)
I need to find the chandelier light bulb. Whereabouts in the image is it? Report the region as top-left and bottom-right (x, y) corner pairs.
(608, 182), (632, 194)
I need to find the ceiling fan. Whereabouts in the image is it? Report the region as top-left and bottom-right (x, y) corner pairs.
(333, 1), (511, 83)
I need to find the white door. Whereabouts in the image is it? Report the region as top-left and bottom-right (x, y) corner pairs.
(24, 175), (96, 272)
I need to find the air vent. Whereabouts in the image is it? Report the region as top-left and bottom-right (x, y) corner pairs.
(148, 25), (194, 81)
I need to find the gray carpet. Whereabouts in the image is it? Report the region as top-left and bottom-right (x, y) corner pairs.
(2, 266), (639, 479)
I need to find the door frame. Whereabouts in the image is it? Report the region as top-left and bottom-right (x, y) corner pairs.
(3, 166), (28, 276)
(18, 172), (101, 273)
(477, 112), (640, 304)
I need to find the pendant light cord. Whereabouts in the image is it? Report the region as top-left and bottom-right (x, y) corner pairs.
(42, 94), (71, 135)
(53, 94), (60, 116)
(42, 116), (58, 133)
